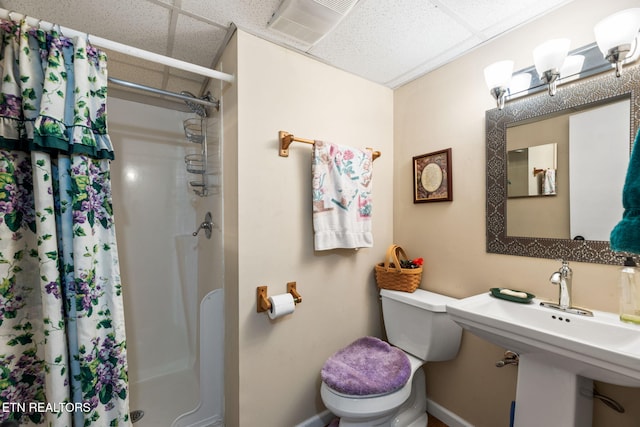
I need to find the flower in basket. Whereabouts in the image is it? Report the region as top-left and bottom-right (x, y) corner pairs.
(400, 258), (423, 269)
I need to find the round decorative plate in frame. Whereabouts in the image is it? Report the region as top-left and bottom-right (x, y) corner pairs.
(413, 148), (452, 203)
(421, 163), (443, 192)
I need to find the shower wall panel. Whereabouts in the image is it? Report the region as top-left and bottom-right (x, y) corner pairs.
(108, 97), (197, 383)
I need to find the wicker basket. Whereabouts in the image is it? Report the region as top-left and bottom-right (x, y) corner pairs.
(374, 244), (423, 293)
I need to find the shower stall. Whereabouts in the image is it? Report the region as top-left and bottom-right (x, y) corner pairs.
(0, 7), (228, 425)
(108, 95), (224, 427)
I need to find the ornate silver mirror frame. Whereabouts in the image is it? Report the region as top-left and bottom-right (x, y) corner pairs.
(486, 63), (640, 265)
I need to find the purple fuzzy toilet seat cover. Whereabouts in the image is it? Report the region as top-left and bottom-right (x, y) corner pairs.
(321, 336), (411, 396)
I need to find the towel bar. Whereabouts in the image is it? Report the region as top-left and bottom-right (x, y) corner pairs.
(278, 130), (381, 160)
(533, 167), (545, 176)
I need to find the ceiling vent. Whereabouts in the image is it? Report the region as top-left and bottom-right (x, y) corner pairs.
(268, 0), (359, 45)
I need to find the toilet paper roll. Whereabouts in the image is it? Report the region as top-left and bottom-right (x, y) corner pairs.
(268, 293), (295, 319)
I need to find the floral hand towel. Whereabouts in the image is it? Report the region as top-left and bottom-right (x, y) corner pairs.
(312, 140), (373, 251)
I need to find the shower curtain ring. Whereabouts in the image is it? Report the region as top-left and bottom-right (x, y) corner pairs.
(54, 23), (64, 36)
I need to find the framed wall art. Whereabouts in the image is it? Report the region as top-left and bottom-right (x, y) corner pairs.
(413, 148), (452, 203)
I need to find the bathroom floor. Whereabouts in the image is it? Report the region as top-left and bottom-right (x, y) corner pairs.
(427, 414), (449, 427)
(326, 413), (448, 427)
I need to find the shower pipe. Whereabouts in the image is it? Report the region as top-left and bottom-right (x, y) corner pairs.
(0, 8), (235, 85)
(109, 78), (219, 109)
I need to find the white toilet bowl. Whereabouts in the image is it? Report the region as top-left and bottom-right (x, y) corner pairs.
(320, 353), (425, 427)
(319, 289), (463, 427)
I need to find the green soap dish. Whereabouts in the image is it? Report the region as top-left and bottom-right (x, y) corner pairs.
(490, 287), (535, 304)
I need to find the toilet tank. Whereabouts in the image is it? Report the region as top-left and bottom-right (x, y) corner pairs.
(380, 288), (462, 361)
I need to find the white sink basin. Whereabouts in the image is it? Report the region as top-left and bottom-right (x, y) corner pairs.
(447, 292), (640, 426)
(447, 292), (640, 387)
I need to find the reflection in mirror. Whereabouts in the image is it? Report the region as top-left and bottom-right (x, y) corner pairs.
(486, 64), (640, 265)
(507, 143), (557, 198)
(568, 100), (629, 241)
(506, 100), (629, 241)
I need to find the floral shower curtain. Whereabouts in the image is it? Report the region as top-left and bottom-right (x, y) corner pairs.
(0, 18), (129, 426)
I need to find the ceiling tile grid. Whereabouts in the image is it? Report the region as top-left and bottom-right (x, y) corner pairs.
(0, 0), (577, 97)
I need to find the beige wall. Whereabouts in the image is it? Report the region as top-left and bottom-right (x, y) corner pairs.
(224, 31), (394, 426)
(394, 0), (640, 426)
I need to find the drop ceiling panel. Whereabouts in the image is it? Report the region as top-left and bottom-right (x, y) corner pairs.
(1, 0), (171, 56)
(385, 35), (484, 88)
(105, 51), (176, 90)
(108, 63), (167, 88)
(172, 14), (229, 67)
(310, 0), (474, 85)
(181, 0), (276, 28)
(438, 0), (570, 35)
(164, 75), (205, 96)
(168, 68), (207, 83)
(107, 51), (167, 74)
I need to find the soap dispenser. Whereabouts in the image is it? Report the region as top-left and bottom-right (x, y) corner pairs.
(619, 256), (640, 324)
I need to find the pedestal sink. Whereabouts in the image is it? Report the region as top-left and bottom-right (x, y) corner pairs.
(446, 292), (640, 426)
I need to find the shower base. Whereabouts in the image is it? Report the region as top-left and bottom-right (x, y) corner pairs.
(129, 368), (199, 427)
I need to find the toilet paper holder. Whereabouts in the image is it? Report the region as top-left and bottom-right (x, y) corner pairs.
(257, 282), (303, 313)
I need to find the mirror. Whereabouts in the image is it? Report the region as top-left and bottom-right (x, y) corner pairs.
(506, 100), (630, 240)
(486, 64), (640, 265)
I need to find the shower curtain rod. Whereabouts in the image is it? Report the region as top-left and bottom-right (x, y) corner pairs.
(108, 77), (219, 108)
(0, 8), (235, 84)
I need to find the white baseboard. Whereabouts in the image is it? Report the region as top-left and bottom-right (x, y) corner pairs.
(426, 398), (474, 427)
(294, 409), (334, 427)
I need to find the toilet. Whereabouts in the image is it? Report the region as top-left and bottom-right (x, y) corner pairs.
(320, 288), (462, 427)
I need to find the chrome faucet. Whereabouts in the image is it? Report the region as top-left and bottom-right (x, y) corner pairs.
(549, 260), (572, 309)
(541, 260), (593, 316)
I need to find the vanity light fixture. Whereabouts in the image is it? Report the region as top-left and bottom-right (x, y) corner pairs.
(533, 38), (571, 96)
(484, 60), (514, 110)
(594, 8), (640, 78)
